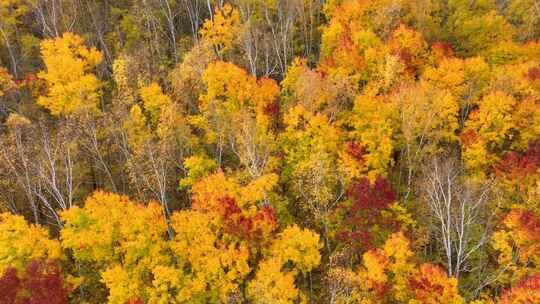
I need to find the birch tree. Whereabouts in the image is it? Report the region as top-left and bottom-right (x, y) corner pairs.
(422, 157), (493, 283)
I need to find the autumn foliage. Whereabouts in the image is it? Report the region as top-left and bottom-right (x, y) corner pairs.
(338, 177), (400, 251)
(0, 0), (539, 303)
(0, 260), (69, 304)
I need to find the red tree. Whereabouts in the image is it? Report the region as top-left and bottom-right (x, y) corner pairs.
(337, 177), (398, 252)
(0, 260), (69, 304)
(0, 268), (20, 304)
(218, 196), (278, 241)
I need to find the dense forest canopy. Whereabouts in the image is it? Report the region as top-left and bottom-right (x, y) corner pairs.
(0, 0), (540, 303)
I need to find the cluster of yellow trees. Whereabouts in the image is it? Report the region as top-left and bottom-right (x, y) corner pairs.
(1, 190), (320, 303)
(1, 0), (540, 303)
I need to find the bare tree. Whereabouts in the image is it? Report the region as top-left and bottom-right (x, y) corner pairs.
(0, 117), (83, 227)
(30, 0), (80, 38)
(84, 1), (114, 66)
(0, 27), (19, 78)
(183, 0), (203, 40)
(70, 113), (117, 192)
(153, 0), (180, 63)
(33, 121), (81, 227)
(229, 116), (274, 179)
(125, 139), (184, 239)
(0, 115), (40, 222)
(263, 0), (297, 76)
(422, 157), (493, 281)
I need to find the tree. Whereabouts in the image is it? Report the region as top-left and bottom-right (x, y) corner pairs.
(462, 90), (540, 176)
(0, 113), (89, 227)
(504, 0), (540, 41)
(337, 176), (410, 254)
(246, 257), (300, 304)
(387, 24), (428, 77)
(492, 209), (540, 285)
(393, 82), (460, 200)
(60, 191), (169, 303)
(0, 114), (39, 221)
(169, 40), (216, 113)
(0, 0), (28, 77)
(444, 0), (515, 58)
(0, 67), (16, 97)
(319, 0), (378, 89)
(200, 4), (241, 57)
(280, 104), (345, 252)
(493, 140), (540, 213)
(189, 171), (279, 234)
(173, 170), (320, 302)
(123, 82), (194, 225)
(138, 82), (173, 126)
(0, 213), (62, 274)
(354, 232), (464, 304)
(345, 93), (396, 180)
(497, 274), (540, 304)
(178, 155), (217, 189)
(408, 264), (465, 304)
(421, 56), (490, 125)
(421, 157), (493, 291)
(1, 0), (540, 302)
(0, 260), (70, 304)
(197, 61), (279, 176)
(281, 58), (354, 119)
(37, 33), (103, 116)
(247, 225), (322, 303)
(165, 209), (251, 302)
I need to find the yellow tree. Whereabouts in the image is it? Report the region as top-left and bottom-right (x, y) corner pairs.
(319, 0), (434, 91)
(189, 171), (241, 212)
(393, 82), (460, 199)
(138, 82), (173, 126)
(196, 61), (279, 177)
(0, 66), (16, 97)
(344, 92), (396, 180)
(37, 33), (103, 116)
(492, 209), (540, 285)
(281, 58), (354, 119)
(445, 0), (515, 58)
(0, 213), (62, 274)
(157, 210), (251, 302)
(505, 0), (540, 41)
(123, 81), (194, 225)
(200, 4), (242, 58)
(319, 0), (382, 90)
(189, 170), (279, 237)
(386, 24), (428, 77)
(462, 89), (540, 176)
(153, 204), (320, 304)
(60, 191), (169, 303)
(59, 184), (287, 304)
(280, 104), (345, 251)
(247, 225), (322, 303)
(0, 0), (28, 77)
(169, 41), (217, 112)
(178, 155), (218, 189)
(155, 170), (309, 303)
(246, 257), (300, 304)
(422, 55), (491, 125)
(354, 232), (464, 304)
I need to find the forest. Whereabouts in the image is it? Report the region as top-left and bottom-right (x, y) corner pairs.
(0, 0), (539, 303)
